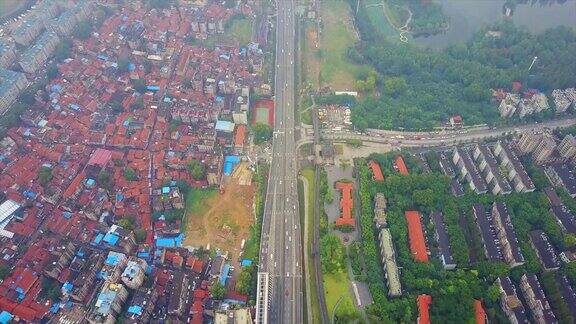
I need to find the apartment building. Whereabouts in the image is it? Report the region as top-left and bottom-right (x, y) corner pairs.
(532, 134), (557, 165)
(472, 204), (503, 262)
(519, 274), (557, 324)
(430, 211), (456, 270)
(374, 193), (387, 228)
(453, 147), (488, 194)
(0, 68), (28, 115)
(516, 131), (541, 155)
(549, 204), (576, 234)
(88, 282), (129, 324)
(545, 163), (576, 197)
(557, 134), (576, 162)
(552, 89), (573, 113)
(499, 93), (520, 118)
(473, 145), (512, 195)
(19, 31), (60, 74)
(378, 228), (402, 297)
(0, 41), (16, 68)
(121, 257), (148, 290)
(494, 141), (536, 193)
(491, 202), (524, 268)
(555, 274), (576, 321)
(529, 230), (560, 271)
(496, 276), (529, 324)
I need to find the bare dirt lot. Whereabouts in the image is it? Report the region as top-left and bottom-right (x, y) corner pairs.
(183, 170), (254, 263)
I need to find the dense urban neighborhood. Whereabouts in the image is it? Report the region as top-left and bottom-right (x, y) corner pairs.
(0, 0), (575, 323)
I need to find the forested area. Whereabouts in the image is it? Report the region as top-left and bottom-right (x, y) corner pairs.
(355, 152), (576, 322)
(344, 0), (576, 130)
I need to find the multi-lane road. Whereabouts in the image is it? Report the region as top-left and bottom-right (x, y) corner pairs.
(322, 117), (576, 147)
(257, 0), (302, 323)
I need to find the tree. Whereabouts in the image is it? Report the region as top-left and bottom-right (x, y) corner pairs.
(210, 282), (226, 299)
(98, 169), (111, 188)
(123, 167), (138, 181)
(187, 160), (206, 180)
(47, 63), (60, 80)
(236, 266), (253, 295)
(130, 98), (144, 110)
(0, 265), (11, 280)
(74, 20), (93, 40)
(54, 40), (72, 62)
(132, 79), (147, 93)
(383, 77), (407, 97)
(117, 217), (135, 231)
(320, 234), (346, 274)
(134, 229), (147, 243)
(38, 166), (53, 186)
(117, 57), (130, 75)
(253, 123), (272, 144)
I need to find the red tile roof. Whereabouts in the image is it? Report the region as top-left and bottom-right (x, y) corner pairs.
(395, 156), (409, 176)
(368, 160), (384, 181)
(417, 294), (432, 324)
(405, 211), (428, 263)
(335, 182), (355, 227)
(234, 124), (246, 147)
(474, 300), (486, 324)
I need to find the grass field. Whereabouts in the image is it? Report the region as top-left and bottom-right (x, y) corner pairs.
(228, 17), (252, 45)
(318, 0), (370, 90)
(364, 0), (404, 40)
(323, 270), (356, 321)
(300, 168), (321, 324)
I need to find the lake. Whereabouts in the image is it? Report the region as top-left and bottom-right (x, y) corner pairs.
(413, 0), (576, 49)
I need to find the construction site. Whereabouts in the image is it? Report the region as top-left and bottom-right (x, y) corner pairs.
(183, 161), (255, 266)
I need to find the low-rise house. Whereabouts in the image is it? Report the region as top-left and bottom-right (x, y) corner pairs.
(69, 249), (105, 303)
(519, 274), (557, 324)
(378, 228), (402, 297)
(472, 204), (503, 262)
(88, 282), (129, 324)
(430, 211), (456, 270)
(214, 308), (252, 324)
(491, 202), (524, 268)
(545, 163), (576, 198)
(496, 276), (529, 324)
(167, 270), (189, 319)
(453, 147), (488, 194)
(529, 230), (560, 271)
(494, 141), (536, 193)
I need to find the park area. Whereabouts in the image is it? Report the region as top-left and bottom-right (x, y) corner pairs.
(183, 166), (255, 265)
(304, 0), (370, 90)
(324, 271), (358, 321)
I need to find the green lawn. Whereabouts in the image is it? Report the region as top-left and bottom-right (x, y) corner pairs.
(319, 0), (370, 90)
(323, 271), (356, 321)
(364, 0), (403, 40)
(228, 17), (252, 45)
(182, 188), (217, 231)
(300, 168), (321, 324)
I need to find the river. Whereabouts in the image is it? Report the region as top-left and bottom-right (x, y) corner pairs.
(413, 0), (576, 49)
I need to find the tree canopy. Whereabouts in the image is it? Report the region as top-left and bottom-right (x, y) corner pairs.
(253, 123), (272, 144)
(187, 160), (206, 180)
